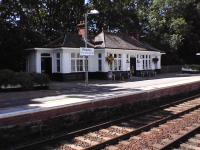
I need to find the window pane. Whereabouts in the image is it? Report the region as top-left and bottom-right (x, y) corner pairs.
(110, 63), (113, 71)
(98, 53), (102, 58)
(146, 60), (148, 68)
(143, 60), (145, 69)
(57, 60), (60, 72)
(149, 60), (151, 69)
(56, 53), (60, 58)
(114, 60), (117, 70)
(80, 60), (83, 71)
(98, 60), (102, 71)
(118, 54), (122, 58)
(71, 60), (75, 72)
(118, 60), (122, 70)
(71, 53), (75, 58)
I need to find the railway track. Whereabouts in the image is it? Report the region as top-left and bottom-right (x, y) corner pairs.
(176, 131), (200, 150)
(15, 94), (200, 150)
(107, 107), (200, 150)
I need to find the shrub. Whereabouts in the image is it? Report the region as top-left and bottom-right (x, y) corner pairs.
(31, 73), (50, 86)
(15, 72), (34, 89)
(0, 70), (50, 90)
(183, 64), (200, 71)
(0, 69), (16, 87)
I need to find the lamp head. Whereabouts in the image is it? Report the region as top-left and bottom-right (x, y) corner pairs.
(88, 9), (99, 15)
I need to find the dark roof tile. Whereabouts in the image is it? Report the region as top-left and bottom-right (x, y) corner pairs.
(43, 33), (94, 48)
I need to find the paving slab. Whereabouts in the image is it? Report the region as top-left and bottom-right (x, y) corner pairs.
(0, 73), (200, 120)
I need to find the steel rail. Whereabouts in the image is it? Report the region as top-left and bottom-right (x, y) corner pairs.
(160, 125), (200, 150)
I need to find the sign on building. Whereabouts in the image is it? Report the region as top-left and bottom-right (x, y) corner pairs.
(80, 47), (94, 56)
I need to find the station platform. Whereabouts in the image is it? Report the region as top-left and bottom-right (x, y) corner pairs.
(0, 73), (200, 127)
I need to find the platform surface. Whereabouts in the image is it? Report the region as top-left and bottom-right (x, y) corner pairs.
(0, 73), (200, 119)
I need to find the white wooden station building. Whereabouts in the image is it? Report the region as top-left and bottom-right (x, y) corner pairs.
(26, 25), (163, 80)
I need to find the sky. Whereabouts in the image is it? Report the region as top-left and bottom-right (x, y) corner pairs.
(85, 0), (89, 4)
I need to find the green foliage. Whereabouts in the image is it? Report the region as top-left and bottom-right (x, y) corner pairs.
(15, 72), (34, 89)
(0, 70), (50, 90)
(0, 0), (200, 67)
(0, 69), (16, 87)
(30, 73), (50, 86)
(0, 0), (85, 71)
(183, 64), (200, 71)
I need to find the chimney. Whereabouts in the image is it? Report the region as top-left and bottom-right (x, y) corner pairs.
(77, 21), (85, 39)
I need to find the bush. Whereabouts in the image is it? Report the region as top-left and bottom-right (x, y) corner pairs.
(31, 73), (50, 86)
(0, 69), (17, 87)
(183, 64), (200, 71)
(0, 69), (50, 90)
(15, 72), (34, 89)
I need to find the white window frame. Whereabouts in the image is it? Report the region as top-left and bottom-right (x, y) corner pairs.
(71, 53), (88, 72)
(108, 53), (122, 71)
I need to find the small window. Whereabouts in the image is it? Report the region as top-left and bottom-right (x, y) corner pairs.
(98, 60), (102, 71)
(114, 54), (117, 58)
(118, 54), (122, 58)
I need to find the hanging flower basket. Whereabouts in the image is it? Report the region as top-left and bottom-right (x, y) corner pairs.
(106, 55), (114, 65)
(152, 57), (159, 63)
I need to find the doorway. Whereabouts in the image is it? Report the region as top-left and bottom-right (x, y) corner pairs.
(130, 57), (136, 76)
(41, 57), (52, 75)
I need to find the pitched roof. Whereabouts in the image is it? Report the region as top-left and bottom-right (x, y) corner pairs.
(43, 33), (94, 48)
(42, 31), (160, 52)
(95, 31), (160, 52)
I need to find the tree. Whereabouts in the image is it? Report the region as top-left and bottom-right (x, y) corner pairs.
(89, 0), (140, 34)
(0, 0), (85, 70)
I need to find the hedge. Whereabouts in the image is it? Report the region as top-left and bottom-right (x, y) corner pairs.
(0, 69), (50, 90)
(183, 65), (200, 71)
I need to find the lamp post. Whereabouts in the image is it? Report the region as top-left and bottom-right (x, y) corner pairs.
(84, 9), (99, 86)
